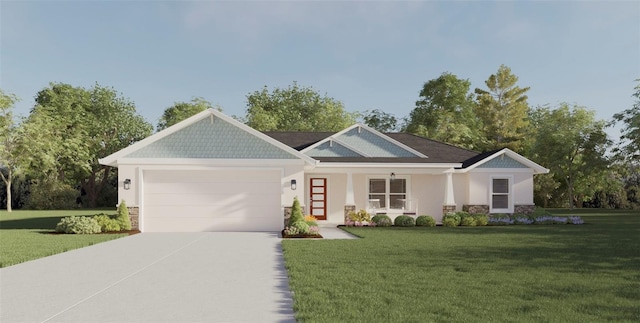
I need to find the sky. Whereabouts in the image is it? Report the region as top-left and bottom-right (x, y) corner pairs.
(1, 0), (639, 140)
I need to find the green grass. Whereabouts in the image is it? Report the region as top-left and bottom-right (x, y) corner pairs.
(0, 210), (127, 268)
(282, 209), (640, 322)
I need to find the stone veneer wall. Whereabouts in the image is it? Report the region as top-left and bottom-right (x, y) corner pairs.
(127, 206), (139, 230)
(344, 205), (356, 223)
(514, 205), (536, 215)
(463, 205), (490, 214)
(442, 205), (456, 215)
(283, 206), (306, 227)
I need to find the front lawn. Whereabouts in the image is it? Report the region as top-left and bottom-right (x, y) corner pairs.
(0, 210), (128, 268)
(282, 210), (640, 322)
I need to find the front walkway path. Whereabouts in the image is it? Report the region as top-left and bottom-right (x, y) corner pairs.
(317, 223), (360, 239)
(0, 233), (295, 323)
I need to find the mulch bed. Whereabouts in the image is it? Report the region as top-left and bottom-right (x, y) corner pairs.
(281, 230), (323, 239)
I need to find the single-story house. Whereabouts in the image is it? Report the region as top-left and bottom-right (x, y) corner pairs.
(99, 109), (549, 232)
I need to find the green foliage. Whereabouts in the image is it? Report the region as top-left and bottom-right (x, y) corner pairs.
(474, 65), (531, 152)
(94, 213), (121, 232)
(529, 103), (611, 208)
(612, 80), (640, 162)
(415, 215), (436, 227)
(289, 197), (304, 225)
(244, 81), (357, 131)
(157, 97), (218, 131)
(394, 215), (416, 227)
(442, 218), (458, 227)
(371, 214), (393, 227)
(442, 212), (461, 226)
(361, 109), (398, 132)
(460, 216), (477, 226)
(348, 209), (371, 223)
(116, 200), (132, 230)
(472, 213), (489, 226)
(55, 216), (101, 234)
(304, 215), (318, 226)
(24, 177), (78, 210)
(0, 89), (22, 212)
(404, 72), (480, 149)
(283, 226), (301, 236)
(292, 221), (310, 234)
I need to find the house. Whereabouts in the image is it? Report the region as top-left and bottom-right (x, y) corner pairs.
(99, 109), (549, 232)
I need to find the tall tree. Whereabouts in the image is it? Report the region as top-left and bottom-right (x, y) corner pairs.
(0, 89), (20, 211)
(529, 104), (611, 208)
(26, 83), (152, 207)
(404, 72), (480, 149)
(475, 65), (531, 152)
(157, 97), (218, 131)
(361, 109), (398, 132)
(244, 82), (357, 131)
(612, 80), (640, 163)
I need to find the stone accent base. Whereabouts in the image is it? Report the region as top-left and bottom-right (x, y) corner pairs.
(344, 205), (356, 223)
(463, 205), (490, 214)
(515, 205), (536, 215)
(442, 205), (456, 215)
(283, 206), (306, 227)
(127, 206), (139, 230)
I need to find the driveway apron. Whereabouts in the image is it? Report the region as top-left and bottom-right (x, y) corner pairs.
(0, 232), (295, 323)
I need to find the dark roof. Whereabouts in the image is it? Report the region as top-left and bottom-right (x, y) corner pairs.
(460, 149), (502, 168)
(264, 131), (481, 164)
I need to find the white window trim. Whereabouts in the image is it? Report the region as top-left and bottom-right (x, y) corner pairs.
(366, 175), (411, 212)
(490, 175), (514, 213)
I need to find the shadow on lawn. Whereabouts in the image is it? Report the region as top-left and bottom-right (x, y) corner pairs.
(0, 216), (68, 230)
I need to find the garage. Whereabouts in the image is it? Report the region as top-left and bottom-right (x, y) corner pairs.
(142, 169), (282, 232)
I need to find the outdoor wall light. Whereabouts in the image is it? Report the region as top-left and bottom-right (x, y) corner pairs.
(391, 173), (396, 181)
(290, 179), (297, 190)
(124, 179), (131, 190)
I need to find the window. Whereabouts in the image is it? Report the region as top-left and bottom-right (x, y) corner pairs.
(491, 177), (512, 212)
(368, 178), (407, 210)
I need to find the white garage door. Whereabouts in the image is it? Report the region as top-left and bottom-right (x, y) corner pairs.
(143, 169), (282, 232)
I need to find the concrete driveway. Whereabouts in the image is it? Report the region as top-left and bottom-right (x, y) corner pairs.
(0, 233), (295, 323)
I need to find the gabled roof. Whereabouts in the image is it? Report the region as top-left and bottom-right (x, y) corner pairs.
(460, 148), (549, 174)
(99, 109), (316, 167)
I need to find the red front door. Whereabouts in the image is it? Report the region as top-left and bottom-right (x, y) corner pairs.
(309, 178), (327, 220)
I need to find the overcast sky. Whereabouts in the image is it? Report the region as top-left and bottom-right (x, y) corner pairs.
(2, 1), (638, 139)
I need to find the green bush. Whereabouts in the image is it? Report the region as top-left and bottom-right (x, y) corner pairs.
(531, 206), (549, 217)
(442, 212), (461, 226)
(348, 209), (371, 223)
(460, 216), (477, 226)
(116, 200), (132, 230)
(394, 215), (416, 227)
(472, 213), (489, 226)
(442, 218), (458, 227)
(415, 215), (436, 227)
(292, 221), (310, 234)
(25, 178), (78, 210)
(371, 214), (393, 227)
(94, 213), (121, 232)
(289, 197), (305, 225)
(55, 216), (101, 234)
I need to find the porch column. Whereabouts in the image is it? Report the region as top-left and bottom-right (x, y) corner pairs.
(345, 172), (355, 224)
(443, 170), (456, 214)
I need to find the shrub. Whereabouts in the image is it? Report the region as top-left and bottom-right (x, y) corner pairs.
(292, 221), (310, 234)
(25, 178), (78, 210)
(394, 215), (415, 227)
(531, 206), (550, 217)
(348, 209), (371, 224)
(304, 215), (318, 226)
(94, 213), (121, 232)
(415, 215), (436, 227)
(513, 214), (534, 225)
(568, 216), (584, 224)
(308, 226), (320, 235)
(116, 200), (132, 230)
(460, 216), (477, 226)
(371, 214), (393, 227)
(442, 218), (458, 227)
(283, 226), (301, 236)
(472, 213), (489, 226)
(289, 197), (305, 225)
(442, 212), (461, 226)
(55, 216), (101, 234)
(488, 214), (514, 225)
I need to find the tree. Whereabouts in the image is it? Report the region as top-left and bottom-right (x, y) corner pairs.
(26, 83), (152, 208)
(475, 65), (531, 152)
(361, 109), (397, 132)
(244, 82), (357, 131)
(612, 80), (640, 163)
(0, 89), (20, 211)
(157, 97), (218, 131)
(404, 72), (481, 149)
(529, 104), (611, 208)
